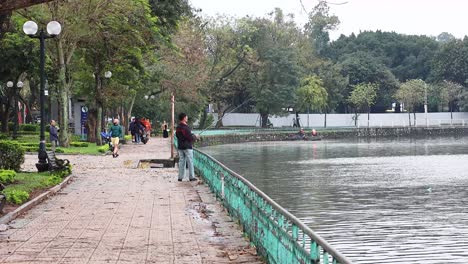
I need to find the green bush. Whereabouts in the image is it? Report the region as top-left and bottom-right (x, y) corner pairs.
(71, 134), (81, 142)
(98, 145), (109, 153)
(124, 135), (132, 141)
(3, 189), (29, 205)
(18, 131), (39, 136)
(7, 122), (14, 132)
(51, 164), (72, 178)
(20, 124), (38, 132)
(0, 170), (16, 184)
(42, 175), (63, 187)
(55, 148), (65, 153)
(20, 143), (52, 147)
(0, 133), (8, 140)
(0, 141), (25, 172)
(70, 142), (89, 147)
(21, 146), (38, 152)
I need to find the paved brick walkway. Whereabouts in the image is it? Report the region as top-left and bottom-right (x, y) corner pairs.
(0, 138), (262, 264)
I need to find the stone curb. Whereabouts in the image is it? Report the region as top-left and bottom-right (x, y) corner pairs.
(0, 174), (74, 225)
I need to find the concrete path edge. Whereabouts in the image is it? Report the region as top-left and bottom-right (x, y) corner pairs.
(0, 174), (74, 225)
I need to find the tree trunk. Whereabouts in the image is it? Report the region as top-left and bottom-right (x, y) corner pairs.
(367, 106), (370, 128)
(354, 110), (358, 127)
(57, 37), (70, 147)
(408, 112), (411, 127)
(450, 101), (453, 124)
(94, 75), (103, 146)
(0, 13), (11, 38)
(413, 112), (416, 127)
(87, 108), (97, 143)
(260, 112), (269, 128)
(199, 105), (208, 129)
(215, 102), (223, 128)
(324, 111), (327, 128)
(0, 107), (9, 133)
(125, 93), (136, 134)
(0, 0), (55, 14)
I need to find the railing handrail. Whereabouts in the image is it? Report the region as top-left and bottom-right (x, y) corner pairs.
(194, 148), (352, 264)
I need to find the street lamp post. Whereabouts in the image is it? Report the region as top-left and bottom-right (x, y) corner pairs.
(23, 20), (62, 172)
(7, 81), (24, 139)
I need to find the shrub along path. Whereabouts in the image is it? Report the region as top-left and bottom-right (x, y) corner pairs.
(0, 137), (262, 264)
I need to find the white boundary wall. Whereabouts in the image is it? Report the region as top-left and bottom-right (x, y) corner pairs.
(212, 112), (468, 128)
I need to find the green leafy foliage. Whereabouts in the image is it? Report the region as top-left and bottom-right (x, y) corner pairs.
(42, 175), (63, 186)
(348, 83), (378, 111)
(3, 189), (29, 205)
(70, 142), (89, 147)
(432, 39), (468, 84)
(297, 76), (328, 112)
(0, 141), (25, 172)
(98, 145), (109, 153)
(20, 124), (38, 132)
(0, 170), (16, 184)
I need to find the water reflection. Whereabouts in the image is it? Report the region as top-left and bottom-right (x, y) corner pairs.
(201, 136), (468, 264)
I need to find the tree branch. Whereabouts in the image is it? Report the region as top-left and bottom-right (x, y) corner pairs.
(0, 0), (55, 14)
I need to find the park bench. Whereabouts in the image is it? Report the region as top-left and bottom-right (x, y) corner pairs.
(46, 151), (71, 173)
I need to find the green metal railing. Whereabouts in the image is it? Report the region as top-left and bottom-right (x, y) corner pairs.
(193, 148), (352, 264)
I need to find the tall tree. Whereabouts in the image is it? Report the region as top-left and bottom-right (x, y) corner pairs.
(78, 0), (158, 145)
(204, 16), (252, 127)
(339, 51), (399, 112)
(304, 0), (339, 56)
(243, 9), (301, 127)
(296, 75), (328, 127)
(348, 83), (378, 127)
(395, 79), (426, 127)
(0, 16), (38, 133)
(432, 38), (468, 85)
(439, 80), (464, 122)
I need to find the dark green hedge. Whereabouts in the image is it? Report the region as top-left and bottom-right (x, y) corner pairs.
(20, 124), (39, 132)
(0, 141), (25, 172)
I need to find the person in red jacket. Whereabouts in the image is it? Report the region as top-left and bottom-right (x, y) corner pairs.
(175, 113), (198, 182)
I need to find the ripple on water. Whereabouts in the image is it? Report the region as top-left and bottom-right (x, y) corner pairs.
(202, 137), (468, 263)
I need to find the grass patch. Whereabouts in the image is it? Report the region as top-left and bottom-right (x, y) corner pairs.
(2, 172), (64, 205)
(56, 144), (103, 155)
(11, 134), (101, 155)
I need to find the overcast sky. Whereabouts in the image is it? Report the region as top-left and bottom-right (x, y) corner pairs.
(189, 0), (468, 39)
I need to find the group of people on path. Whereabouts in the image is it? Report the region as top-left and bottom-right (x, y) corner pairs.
(49, 112), (199, 182)
(129, 117), (152, 144)
(107, 113), (197, 183)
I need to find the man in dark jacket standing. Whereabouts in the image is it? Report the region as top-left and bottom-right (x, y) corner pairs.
(49, 120), (59, 151)
(175, 113), (198, 182)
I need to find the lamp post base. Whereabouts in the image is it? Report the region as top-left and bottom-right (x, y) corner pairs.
(36, 143), (49, 172)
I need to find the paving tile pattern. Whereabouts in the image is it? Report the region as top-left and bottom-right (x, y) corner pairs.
(0, 138), (262, 264)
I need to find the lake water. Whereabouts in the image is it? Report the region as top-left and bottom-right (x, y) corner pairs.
(200, 136), (468, 264)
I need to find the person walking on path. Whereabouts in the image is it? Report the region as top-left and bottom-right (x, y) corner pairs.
(132, 118), (144, 143)
(162, 120), (169, 138)
(109, 118), (122, 158)
(129, 117), (136, 143)
(175, 113), (198, 182)
(49, 120), (59, 151)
